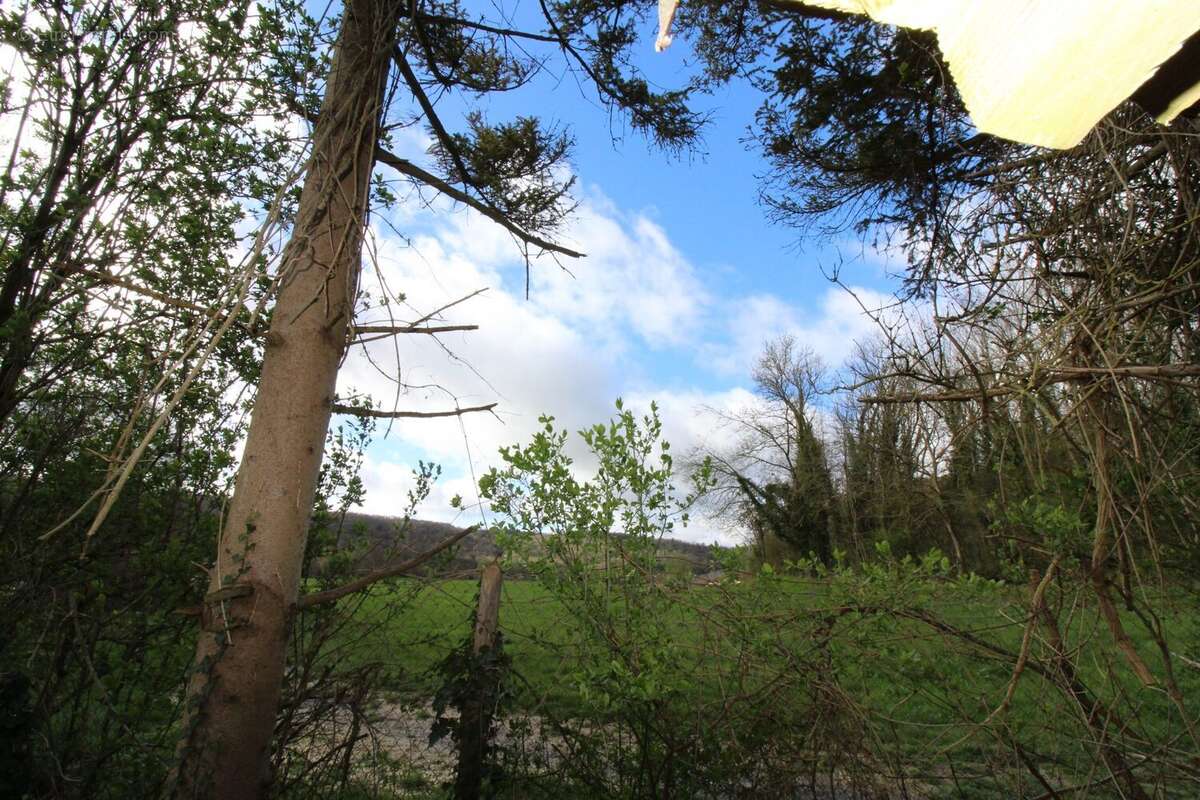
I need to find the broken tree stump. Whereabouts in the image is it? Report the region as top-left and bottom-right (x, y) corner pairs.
(454, 562), (503, 799)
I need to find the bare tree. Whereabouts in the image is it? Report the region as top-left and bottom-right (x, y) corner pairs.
(850, 113), (1200, 792)
(698, 335), (835, 566)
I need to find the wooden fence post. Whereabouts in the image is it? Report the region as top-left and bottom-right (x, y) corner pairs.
(455, 562), (503, 799)
(473, 562), (503, 653)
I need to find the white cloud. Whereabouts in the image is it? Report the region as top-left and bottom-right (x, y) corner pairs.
(524, 198), (710, 349)
(340, 183), (894, 546)
(702, 285), (896, 378)
(355, 453), (485, 527)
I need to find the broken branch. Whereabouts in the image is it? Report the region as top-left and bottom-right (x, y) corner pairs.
(296, 525), (478, 608)
(330, 402), (498, 419)
(350, 323), (479, 344)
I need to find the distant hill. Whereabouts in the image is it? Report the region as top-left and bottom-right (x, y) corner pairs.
(327, 512), (720, 577)
(335, 513), (501, 575)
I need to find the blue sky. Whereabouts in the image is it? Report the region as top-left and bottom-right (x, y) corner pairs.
(334, 2), (901, 543)
(0, 0), (902, 544)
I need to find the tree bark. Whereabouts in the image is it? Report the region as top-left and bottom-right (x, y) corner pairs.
(170, 2), (399, 797)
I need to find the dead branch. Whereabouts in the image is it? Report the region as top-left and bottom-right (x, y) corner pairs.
(861, 364), (1200, 404)
(296, 525), (478, 609)
(350, 323), (478, 343)
(78, 268), (241, 320)
(330, 402), (497, 419)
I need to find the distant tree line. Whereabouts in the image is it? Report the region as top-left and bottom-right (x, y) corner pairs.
(682, 4), (1200, 590)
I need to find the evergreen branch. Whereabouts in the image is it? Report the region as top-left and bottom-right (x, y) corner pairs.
(283, 66), (584, 259)
(392, 46), (474, 188)
(374, 147), (584, 257)
(414, 12), (562, 44)
(755, 0), (853, 21)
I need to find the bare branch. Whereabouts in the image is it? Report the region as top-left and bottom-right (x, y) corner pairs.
(296, 525), (479, 609)
(78, 268), (235, 319)
(407, 288), (488, 327)
(350, 323), (479, 342)
(861, 364), (1200, 405)
(330, 402), (498, 419)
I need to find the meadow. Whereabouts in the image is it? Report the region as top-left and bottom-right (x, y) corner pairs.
(323, 570), (1200, 797)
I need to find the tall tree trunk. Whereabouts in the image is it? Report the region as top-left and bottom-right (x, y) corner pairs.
(170, 2), (397, 797)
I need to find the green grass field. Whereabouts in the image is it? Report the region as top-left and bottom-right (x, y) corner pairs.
(322, 572), (1200, 796)
(333, 578), (568, 699)
(337, 575), (1198, 717)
